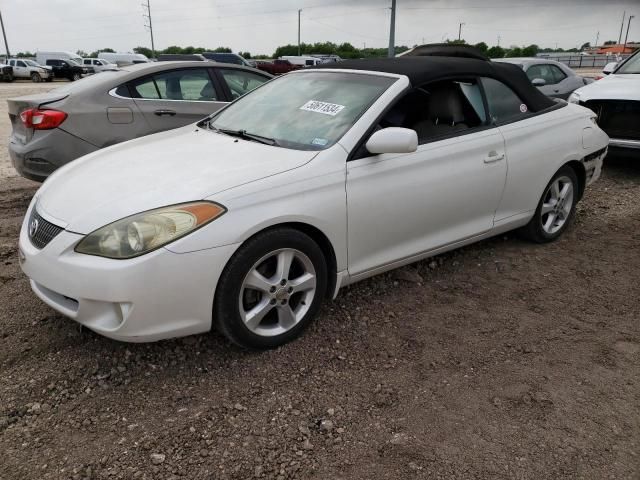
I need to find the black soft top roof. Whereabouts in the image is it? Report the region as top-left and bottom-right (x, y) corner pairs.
(313, 56), (555, 112)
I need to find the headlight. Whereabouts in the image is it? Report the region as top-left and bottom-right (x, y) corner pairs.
(568, 92), (580, 104)
(75, 201), (226, 259)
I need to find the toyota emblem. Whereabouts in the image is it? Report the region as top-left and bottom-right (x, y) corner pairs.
(29, 218), (39, 238)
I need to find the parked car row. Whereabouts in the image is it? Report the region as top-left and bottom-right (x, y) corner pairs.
(11, 47), (610, 349)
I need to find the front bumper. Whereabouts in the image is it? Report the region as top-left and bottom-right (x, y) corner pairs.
(10, 128), (98, 182)
(19, 203), (238, 342)
(609, 138), (640, 150)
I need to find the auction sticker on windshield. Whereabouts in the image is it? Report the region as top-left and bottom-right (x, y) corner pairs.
(300, 100), (345, 116)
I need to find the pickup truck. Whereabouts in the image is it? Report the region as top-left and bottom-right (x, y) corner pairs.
(45, 59), (87, 81)
(0, 64), (13, 82)
(255, 59), (302, 75)
(8, 59), (53, 82)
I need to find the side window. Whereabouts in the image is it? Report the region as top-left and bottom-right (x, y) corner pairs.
(376, 79), (487, 144)
(93, 60), (101, 65)
(8, 60), (14, 66)
(130, 69), (219, 101)
(481, 77), (529, 124)
(83, 59), (91, 65)
(17, 61), (26, 67)
(550, 65), (567, 83)
(219, 69), (268, 99)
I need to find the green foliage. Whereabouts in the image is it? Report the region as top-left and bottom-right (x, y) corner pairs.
(521, 44), (539, 57)
(133, 46), (154, 58)
(239, 51), (251, 59)
(580, 42), (591, 50)
(603, 40), (616, 45)
(273, 41), (408, 59)
(15, 51), (35, 58)
(486, 46), (505, 58)
(505, 46), (522, 57)
(474, 42), (488, 54)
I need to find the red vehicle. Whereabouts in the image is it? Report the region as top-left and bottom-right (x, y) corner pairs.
(255, 59), (302, 75)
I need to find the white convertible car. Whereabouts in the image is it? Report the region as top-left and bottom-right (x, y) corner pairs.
(19, 55), (609, 348)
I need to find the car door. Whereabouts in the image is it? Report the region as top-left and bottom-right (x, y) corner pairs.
(13, 60), (27, 78)
(346, 78), (508, 276)
(214, 67), (271, 100)
(129, 67), (227, 133)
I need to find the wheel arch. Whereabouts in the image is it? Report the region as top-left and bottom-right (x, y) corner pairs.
(564, 160), (586, 200)
(221, 221), (338, 300)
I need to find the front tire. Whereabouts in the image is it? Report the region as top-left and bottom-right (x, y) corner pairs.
(214, 228), (327, 349)
(71, 73), (81, 81)
(521, 166), (578, 243)
(30, 72), (42, 83)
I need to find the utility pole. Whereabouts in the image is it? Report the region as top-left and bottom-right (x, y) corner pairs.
(0, 9), (9, 59)
(388, 0), (396, 58)
(497, 35), (501, 47)
(458, 22), (465, 41)
(297, 9), (301, 56)
(595, 31), (599, 48)
(142, 0), (155, 58)
(624, 15), (635, 53)
(618, 11), (626, 44)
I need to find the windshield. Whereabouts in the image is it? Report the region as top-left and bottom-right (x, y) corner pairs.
(209, 71), (396, 150)
(67, 59), (81, 67)
(616, 53), (640, 74)
(24, 60), (39, 67)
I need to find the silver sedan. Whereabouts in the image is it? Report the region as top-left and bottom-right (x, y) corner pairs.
(495, 58), (593, 100)
(8, 61), (272, 181)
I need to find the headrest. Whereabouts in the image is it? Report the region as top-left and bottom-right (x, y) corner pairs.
(428, 85), (465, 125)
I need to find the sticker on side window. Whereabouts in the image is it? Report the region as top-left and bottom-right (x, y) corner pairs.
(519, 104), (528, 113)
(300, 100), (345, 116)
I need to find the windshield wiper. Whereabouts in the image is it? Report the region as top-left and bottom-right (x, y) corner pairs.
(210, 124), (278, 146)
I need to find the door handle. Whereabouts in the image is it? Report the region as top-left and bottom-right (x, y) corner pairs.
(483, 151), (505, 164)
(154, 109), (176, 116)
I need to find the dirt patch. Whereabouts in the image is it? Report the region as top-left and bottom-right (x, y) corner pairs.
(0, 80), (639, 478)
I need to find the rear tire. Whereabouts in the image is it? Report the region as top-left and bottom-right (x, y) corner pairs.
(214, 228), (327, 349)
(71, 73), (81, 81)
(30, 72), (42, 83)
(520, 166), (579, 243)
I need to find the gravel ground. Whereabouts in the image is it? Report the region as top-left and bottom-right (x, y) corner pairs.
(0, 81), (639, 480)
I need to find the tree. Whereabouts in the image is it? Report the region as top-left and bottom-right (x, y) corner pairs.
(239, 51), (251, 59)
(521, 44), (539, 57)
(474, 42), (488, 54)
(580, 42), (591, 51)
(505, 46), (522, 57)
(604, 40), (616, 45)
(162, 45), (184, 54)
(212, 47), (232, 53)
(486, 46), (505, 58)
(133, 46), (154, 58)
(76, 50), (88, 58)
(15, 51), (34, 58)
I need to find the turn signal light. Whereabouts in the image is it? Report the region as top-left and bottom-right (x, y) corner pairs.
(20, 108), (68, 130)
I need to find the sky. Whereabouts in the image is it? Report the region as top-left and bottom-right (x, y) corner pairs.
(1, 0), (638, 56)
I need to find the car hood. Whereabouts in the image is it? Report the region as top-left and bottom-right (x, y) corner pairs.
(36, 125), (318, 234)
(574, 74), (640, 102)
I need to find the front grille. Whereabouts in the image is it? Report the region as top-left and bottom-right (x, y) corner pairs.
(583, 100), (640, 141)
(28, 209), (63, 249)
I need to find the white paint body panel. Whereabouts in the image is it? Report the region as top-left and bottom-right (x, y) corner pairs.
(570, 74), (640, 102)
(19, 69), (609, 342)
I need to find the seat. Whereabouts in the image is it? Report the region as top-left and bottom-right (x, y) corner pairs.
(412, 84), (468, 139)
(199, 82), (216, 101)
(165, 78), (183, 100)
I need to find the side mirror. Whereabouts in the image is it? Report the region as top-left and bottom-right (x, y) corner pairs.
(365, 127), (418, 155)
(602, 62), (617, 75)
(531, 78), (546, 87)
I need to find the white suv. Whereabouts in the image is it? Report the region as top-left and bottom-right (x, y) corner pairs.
(569, 51), (640, 152)
(82, 58), (118, 73)
(7, 59), (52, 82)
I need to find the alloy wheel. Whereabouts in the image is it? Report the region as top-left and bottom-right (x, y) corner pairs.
(238, 248), (317, 337)
(540, 175), (574, 235)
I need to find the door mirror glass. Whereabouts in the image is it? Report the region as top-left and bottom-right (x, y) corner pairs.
(602, 62), (617, 75)
(531, 78), (546, 87)
(366, 127), (418, 155)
